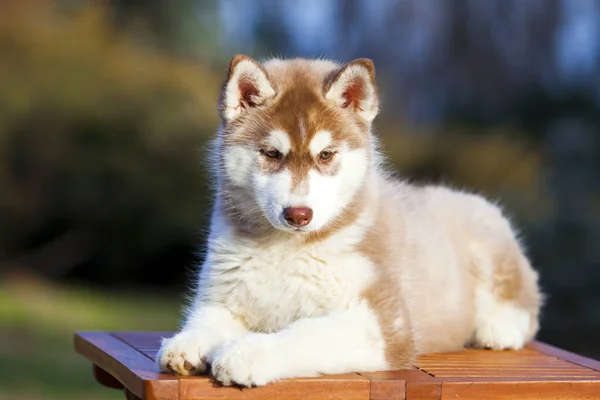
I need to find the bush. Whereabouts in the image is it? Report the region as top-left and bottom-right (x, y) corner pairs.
(0, 0), (221, 283)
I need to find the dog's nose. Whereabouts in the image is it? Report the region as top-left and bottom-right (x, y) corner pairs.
(283, 207), (313, 227)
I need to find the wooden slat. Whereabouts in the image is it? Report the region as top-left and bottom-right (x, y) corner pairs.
(113, 331), (173, 348)
(180, 373), (372, 400)
(113, 331), (170, 362)
(75, 332), (600, 400)
(74, 332), (179, 400)
(139, 350), (159, 361)
(113, 331), (169, 362)
(405, 382), (442, 400)
(440, 381), (600, 399)
(107, 331), (372, 400)
(413, 343), (600, 380)
(529, 341), (600, 372)
(358, 370), (436, 400)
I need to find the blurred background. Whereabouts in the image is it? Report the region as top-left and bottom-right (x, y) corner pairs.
(1, 0), (599, 398)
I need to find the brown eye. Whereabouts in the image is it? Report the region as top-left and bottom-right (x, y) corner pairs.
(319, 150), (334, 161)
(262, 149), (282, 160)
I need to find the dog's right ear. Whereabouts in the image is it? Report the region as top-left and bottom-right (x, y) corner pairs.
(218, 55), (276, 122)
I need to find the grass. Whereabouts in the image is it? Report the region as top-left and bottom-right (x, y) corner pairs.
(0, 274), (183, 400)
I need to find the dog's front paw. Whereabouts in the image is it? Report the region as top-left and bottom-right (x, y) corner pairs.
(156, 330), (211, 375)
(211, 334), (278, 387)
(472, 304), (530, 350)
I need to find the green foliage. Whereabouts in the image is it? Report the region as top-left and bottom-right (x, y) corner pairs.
(0, 1), (221, 277)
(377, 122), (548, 225)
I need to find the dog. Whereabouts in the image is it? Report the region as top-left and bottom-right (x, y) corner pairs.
(156, 55), (542, 387)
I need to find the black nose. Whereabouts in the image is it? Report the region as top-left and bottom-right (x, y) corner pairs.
(283, 207), (313, 227)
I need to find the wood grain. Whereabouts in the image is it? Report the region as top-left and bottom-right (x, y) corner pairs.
(358, 370), (437, 400)
(413, 345), (600, 380)
(179, 374), (371, 400)
(405, 382), (442, 400)
(74, 332), (600, 400)
(528, 341), (600, 372)
(74, 332), (179, 400)
(112, 331), (172, 362)
(440, 381), (600, 400)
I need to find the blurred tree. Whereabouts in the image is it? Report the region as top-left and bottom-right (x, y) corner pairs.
(63, 0), (224, 64)
(0, 0), (221, 286)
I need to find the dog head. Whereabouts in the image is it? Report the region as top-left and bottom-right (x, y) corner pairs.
(215, 55), (379, 234)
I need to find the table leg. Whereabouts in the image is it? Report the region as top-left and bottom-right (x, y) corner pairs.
(124, 388), (142, 400)
(92, 364), (124, 390)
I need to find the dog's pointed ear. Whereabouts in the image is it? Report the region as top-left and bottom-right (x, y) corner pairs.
(324, 58), (379, 122)
(219, 55), (276, 121)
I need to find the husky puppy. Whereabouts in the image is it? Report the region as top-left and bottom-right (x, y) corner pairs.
(156, 55), (542, 387)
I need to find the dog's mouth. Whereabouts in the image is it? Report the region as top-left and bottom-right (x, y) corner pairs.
(273, 216), (312, 234)
(279, 223), (310, 234)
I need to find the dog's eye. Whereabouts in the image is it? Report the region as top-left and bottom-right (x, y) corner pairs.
(319, 150), (335, 161)
(262, 149), (282, 160)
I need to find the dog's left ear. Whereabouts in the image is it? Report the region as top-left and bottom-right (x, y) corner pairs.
(219, 54), (276, 122)
(324, 59), (379, 122)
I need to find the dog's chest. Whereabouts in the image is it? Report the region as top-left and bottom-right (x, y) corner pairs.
(207, 243), (374, 332)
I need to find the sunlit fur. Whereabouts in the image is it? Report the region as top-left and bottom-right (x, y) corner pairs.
(156, 55), (543, 387)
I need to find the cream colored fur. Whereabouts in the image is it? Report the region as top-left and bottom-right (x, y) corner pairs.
(156, 56), (542, 387)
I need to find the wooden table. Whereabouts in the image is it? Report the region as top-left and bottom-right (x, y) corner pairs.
(74, 331), (600, 399)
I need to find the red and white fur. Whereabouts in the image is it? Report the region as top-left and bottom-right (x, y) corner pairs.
(156, 55), (542, 387)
